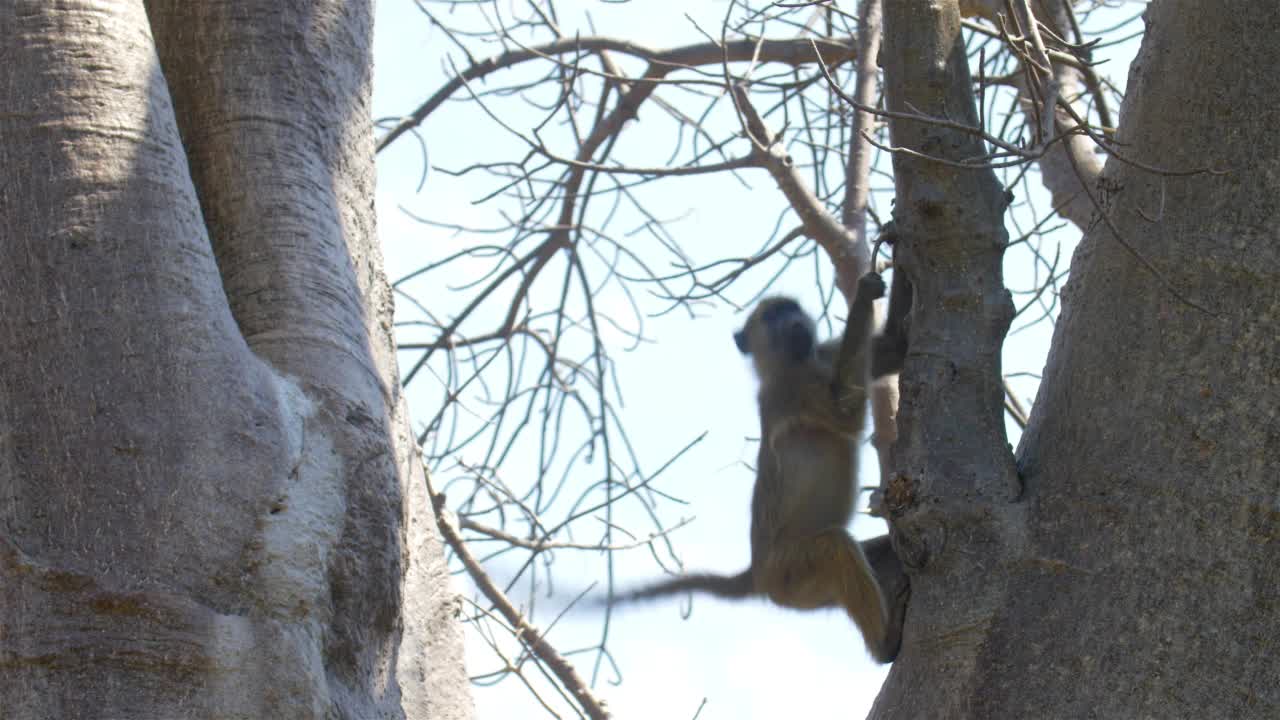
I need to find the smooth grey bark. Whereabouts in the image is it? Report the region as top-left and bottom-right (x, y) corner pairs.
(870, 0), (1280, 717)
(0, 2), (471, 719)
(1006, 0), (1280, 715)
(870, 0), (1020, 716)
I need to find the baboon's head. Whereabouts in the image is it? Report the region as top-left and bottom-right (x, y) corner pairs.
(734, 296), (815, 375)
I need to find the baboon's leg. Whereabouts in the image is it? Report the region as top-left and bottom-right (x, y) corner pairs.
(759, 529), (894, 662)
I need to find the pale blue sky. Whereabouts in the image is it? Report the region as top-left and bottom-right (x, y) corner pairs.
(371, 2), (1141, 717)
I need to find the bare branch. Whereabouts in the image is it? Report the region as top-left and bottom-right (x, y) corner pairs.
(379, 34), (856, 152)
(426, 469), (612, 720)
(732, 84), (866, 297)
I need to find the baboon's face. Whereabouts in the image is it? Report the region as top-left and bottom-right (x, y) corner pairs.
(734, 297), (814, 366)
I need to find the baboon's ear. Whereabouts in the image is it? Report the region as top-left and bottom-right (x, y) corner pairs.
(733, 329), (750, 354)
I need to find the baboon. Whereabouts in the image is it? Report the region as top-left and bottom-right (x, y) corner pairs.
(613, 271), (902, 663)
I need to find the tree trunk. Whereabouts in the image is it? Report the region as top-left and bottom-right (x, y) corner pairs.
(872, 1), (1280, 716)
(0, 2), (471, 718)
(872, 0), (1021, 715)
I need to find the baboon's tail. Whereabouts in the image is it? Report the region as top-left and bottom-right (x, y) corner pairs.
(612, 569), (755, 605)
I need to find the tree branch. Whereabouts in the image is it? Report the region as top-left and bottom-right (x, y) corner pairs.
(379, 35), (856, 152)
(732, 84), (866, 299)
(425, 471), (611, 720)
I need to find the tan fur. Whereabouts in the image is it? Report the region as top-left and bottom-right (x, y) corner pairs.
(613, 273), (900, 663)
